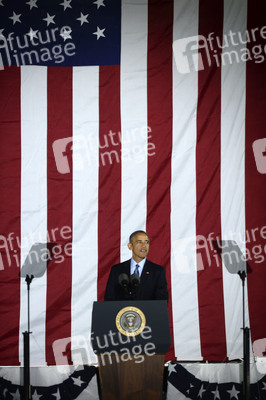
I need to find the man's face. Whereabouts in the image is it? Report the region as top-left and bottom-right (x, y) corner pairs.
(128, 233), (150, 263)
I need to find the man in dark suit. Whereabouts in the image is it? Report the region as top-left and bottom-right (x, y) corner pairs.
(104, 230), (169, 301)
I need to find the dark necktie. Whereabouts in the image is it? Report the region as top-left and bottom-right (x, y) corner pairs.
(134, 264), (140, 276)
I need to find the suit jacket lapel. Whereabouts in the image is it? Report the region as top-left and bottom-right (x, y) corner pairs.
(139, 260), (151, 286)
(126, 260), (131, 276)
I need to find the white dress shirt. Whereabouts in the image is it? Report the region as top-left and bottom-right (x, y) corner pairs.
(130, 258), (146, 277)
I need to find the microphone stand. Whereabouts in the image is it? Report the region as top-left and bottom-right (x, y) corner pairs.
(118, 274), (140, 299)
(129, 274), (140, 299)
(238, 271), (250, 400)
(23, 274), (33, 400)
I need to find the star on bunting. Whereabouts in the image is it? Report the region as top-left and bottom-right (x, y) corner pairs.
(168, 363), (177, 375)
(227, 385), (240, 399)
(11, 389), (21, 399)
(211, 385), (221, 399)
(186, 383), (194, 394)
(32, 390), (42, 400)
(198, 384), (206, 398)
(72, 376), (85, 387)
(51, 388), (60, 400)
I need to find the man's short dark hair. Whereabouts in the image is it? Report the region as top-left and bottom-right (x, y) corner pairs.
(129, 230), (149, 243)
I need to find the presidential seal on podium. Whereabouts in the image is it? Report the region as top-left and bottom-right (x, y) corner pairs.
(115, 306), (146, 336)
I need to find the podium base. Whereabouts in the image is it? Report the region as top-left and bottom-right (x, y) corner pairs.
(97, 353), (165, 400)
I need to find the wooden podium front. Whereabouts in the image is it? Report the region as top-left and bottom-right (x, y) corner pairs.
(91, 301), (171, 400)
(98, 353), (165, 400)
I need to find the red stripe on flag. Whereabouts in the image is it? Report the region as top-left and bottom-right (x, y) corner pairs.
(245, 0), (266, 348)
(0, 67), (21, 365)
(46, 67), (73, 364)
(97, 65), (121, 301)
(146, 0), (175, 360)
(196, 0), (227, 360)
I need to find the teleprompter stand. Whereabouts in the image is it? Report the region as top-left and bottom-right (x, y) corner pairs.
(214, 240), (251, 400)
(238, 270), (250, 400)
(91, 300), (171, 400)
(22, 274), (34, 400)
(20, 243), (56, 400)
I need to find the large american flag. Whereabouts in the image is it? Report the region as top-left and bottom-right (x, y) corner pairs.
(0, 0), (265, 369)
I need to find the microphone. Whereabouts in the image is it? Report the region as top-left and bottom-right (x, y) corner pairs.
(130, 273), (140, 287)
(119, 273), (129, 289)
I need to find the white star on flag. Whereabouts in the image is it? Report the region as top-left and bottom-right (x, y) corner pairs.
(43, 13), (56, 26)
(76, 12), (89, 26)
(27, 28), (39, 41)
(60, 0), (72, 11)
(227, 384), (240, 399)
(26, 0), (38, 10)
(211, 385), (221, 399)
(9, 12), (22, 25)
(60, 27), (72, 41)
(262, 382), (266, 390)
(93, 26), (105, 40)
(93, 0), (105, 9)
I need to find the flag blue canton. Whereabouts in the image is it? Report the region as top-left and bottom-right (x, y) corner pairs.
(0, 0), (121, 67)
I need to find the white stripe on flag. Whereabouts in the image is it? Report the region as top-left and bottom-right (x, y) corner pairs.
(220, 0), (249, 359)
(20, 66), (48, 365)
(171, 0), (202, 360)
(120, 0), (148, 258)
(71, 67), (99, 364)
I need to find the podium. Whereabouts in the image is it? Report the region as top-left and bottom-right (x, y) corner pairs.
(91, 300), (171, 400)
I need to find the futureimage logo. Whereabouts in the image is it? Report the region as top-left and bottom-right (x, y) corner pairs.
(173, 26), (266, 74)
(52, 126), (156, 174)
(0, 26), (75, 70)
(253, 138), (266, 174)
